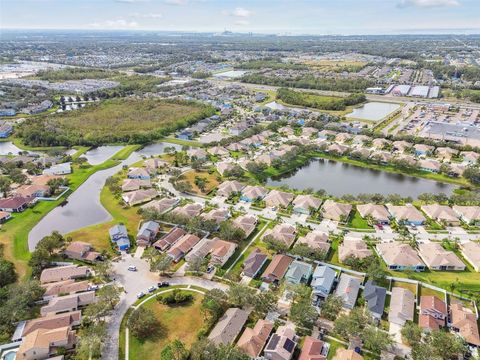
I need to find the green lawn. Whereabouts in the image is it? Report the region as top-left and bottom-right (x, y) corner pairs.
(347, 210), (373, 229)
(127, 291), (205, 360)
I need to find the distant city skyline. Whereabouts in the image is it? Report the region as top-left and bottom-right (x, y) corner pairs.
(1, 0), (479, 35)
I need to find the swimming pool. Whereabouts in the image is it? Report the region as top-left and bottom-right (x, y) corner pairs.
(2, 351), (16, 360)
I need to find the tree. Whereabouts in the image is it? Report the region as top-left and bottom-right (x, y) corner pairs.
(28, 247), (51, 277)
(175, 181), (193, 193)
(464, 165), (480, 185)
(187, 256), (206, 274)
(227, 283), (255, 309)
(291, 243), (327, 261)
(161, 339), (189, 360)
(253, 290), (277, 315)
(289, 285), (318, 330)
(46, 178), (65, 195)
(201, 289), (228, 322)
(128, 307), (159, 340)
(149, 253), (173, 275)
(333, 307), (370, 339)
(263, 235), (289, 254)
(218, 221), (246, 242)
(320, 295), (343, 321)
(95, 259), (113, 282)
(97, 285), (121, 310)
(75, 322), (106, 360)
(0, 258), (17, 287)
(190, 339), (249, 360)
(362, 325), (393, 354)
(37, 231), (66, 256)
(365, 260), (388, 285)
(401, 321), (422, 346)
(0, 176), (11, 197)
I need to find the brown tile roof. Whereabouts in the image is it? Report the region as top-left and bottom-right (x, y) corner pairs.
(153, 227), (187, 251)
(40, 265), (90, 284)
(237, 319), (273, 358)
(22, 311), (81, 337)
(450, 302), (480, 346)
(299, 336), (326, 360)
(261, 254), (293, 283)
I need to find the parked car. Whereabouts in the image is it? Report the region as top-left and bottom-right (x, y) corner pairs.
(128, 265), (137, 272)
(88, 284), (99, 291)
(157, 281), (170, 288)
(206, 265), (215, 273)
(147, 286), (156, 293)
(137, 292), (145, 299)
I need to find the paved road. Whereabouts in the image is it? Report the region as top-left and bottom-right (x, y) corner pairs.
(102, 253), (228, 360)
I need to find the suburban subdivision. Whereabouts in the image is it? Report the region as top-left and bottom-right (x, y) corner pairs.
(1, 6), (480, 360)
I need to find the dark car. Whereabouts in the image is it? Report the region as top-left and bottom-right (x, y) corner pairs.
(157, 281), (170, 288)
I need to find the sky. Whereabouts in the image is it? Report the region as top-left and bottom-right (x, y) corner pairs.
(1, 0), (479, 35)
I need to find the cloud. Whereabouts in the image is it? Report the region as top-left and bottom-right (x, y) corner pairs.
(132, 12), (163, 19)
(165, 0), (187, 5)
(234, 20), (249, 26)
(114, 0), (150, 3)
(397, 0), (460, 8)
(232, 7), (252, 18)
(89, 19), (139, 29)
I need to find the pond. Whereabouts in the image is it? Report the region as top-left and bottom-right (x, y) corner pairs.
(80, 146), (124, 165)
(135, 142), (182, 157)
(346, 102), (400, 122)
(267, 158), (455, 197)
(28, 151), (142, 250)
(0, 141), (24, 155)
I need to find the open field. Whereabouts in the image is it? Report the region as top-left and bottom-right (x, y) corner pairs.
(17, 98), (215, 147)
(182, 170), (220, 195)
(128, 291), (205, 360)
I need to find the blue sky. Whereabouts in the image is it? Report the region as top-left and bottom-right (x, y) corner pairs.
(1, 0), (479, 34)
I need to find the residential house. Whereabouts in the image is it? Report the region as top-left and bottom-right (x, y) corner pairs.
(264, 190), (295, 209)
(335, 133), (353, 144)
(122, 189), (157, 206)
(278, 126), (294, 136)
(338, 238), (372, 263)
(302, 127), (318, 138)
(264, 323), (297, 360)
(208, 146), (229, 157)
(292, 195), (322, 215)
(42, 280), (90, 300)
(413, 144), (434, 156)
(261, 254), (293, 284)
(187, 148), (208, 160)
(321, 200), (352, 222)
(121, 178), (151, 192)
(335, 274), (361, 309)
(263, 223), (296, 247)
(63, 242), (100, 262)
(43, 162), (71, 176)
(153, 227), (186, 251)
(0, 196), (32, 212)
(418, 159), (441, 173)
(127, 167), (150, 180)
(371, 138), (391, 150)
(208, 308), (249, 346)
(370, 151), (393, 165)
(326, 143), (349, 156)
(40, 266), (90, 284)
(172, 203), (203, 218)
(386, 204), (426, 225)
(227, 142), (247, 152)
(460, 241), (480, 271)
(0, 210), (11, 223)
(40, 291), (95, 316)
(388, 287), (415, 326)
(376, 243), (425, 271)
(202, 208), (230, 224)
(233, 214), (257, 237)
(311, 265), (336, 299)
(17, 326), (76, 360)
(453, 205), (480, 225)
(216, 180), (245, 197)
(356, 204), (390, 224)
(332, 349), (363, 360)
(436, 147), (458, 161)
(209, 238), (237, 266)
(20, 311), (81, 338)
(285, 260), (312, 284)
(392, 140), (412, 153)
(141, 197), (179, 214)
(419, 295), (447, 331)
(242, 248), (268, 278)
(421, 204), (460, 226)
(15, 184), (50, 198)
(216, 161), (236, 176)
(298, 336), (328, 360)
(363, 280), (386, 320)
(185, 238), (214, 263)
(240, 185), (268, 202)
(418, 243), (465, 271)
(296, 231), (330, 253)
(449, 302), (480, 347)
(143, 158), (168, 174)
(255, 154), (276, 166)
(167, 233), (201, 262)
(136, 221), (160, 247)
(109, 224), (130, 251)
(461, 151), (480, 165)
(318, 130), (336, 140)
(237, 319), (273, 358)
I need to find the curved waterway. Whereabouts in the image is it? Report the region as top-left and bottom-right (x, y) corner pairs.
(267, 158), (455, 198)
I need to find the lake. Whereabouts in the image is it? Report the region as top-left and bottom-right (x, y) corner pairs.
(0, 141), (24, 155)
(267, 158), (455, 197)
(135, 142), (182, 157)
(28, 151), (142, 250)
(346, 102), (400, 122)
(81, 146), (124, 165)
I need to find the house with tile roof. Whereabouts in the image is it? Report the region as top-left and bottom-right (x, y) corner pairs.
(335, 274), (361, 309)
(321, 200), (352, 222)
(376, 243), (426, 271)
(261, 254), (293, 284)
(242, 248), (268, 278)
(237, 319), (273, 358)
(386, 204), (426, 225)
(388, 287), (415, 326)
(208, 308), (249, 346)
(264, 323), (297, 360)
(419, 295), (447, 331)
(418, 243), (465, 271)
(311, 265), (336, 299)
(285, 260), (312, 285)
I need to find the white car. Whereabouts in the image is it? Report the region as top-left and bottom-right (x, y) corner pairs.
(137, 292), (145, 299)
(147, 286), (156, 293)
(128, 265), (137, 272)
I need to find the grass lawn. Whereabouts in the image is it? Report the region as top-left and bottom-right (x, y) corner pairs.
(162, 137), (203, 148)
(0, 145), (139, 277)
(326, 339), (346, 360)
(391, 280), (417, 295)
(128, 291), (205, 360)
(182, 170), (220, 195)
(347, 210), (373, 230)
(419, 285), (445, 299)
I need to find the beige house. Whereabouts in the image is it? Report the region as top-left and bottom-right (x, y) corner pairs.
(376, 243), (425, 271)
(216, 161), (236, 176)
(141, 198), (179, 214)
(452, 205), (480, 225)
(296, 231), (330, 253)
(388, 287), (415, 326)
(172, 203), (203, 218)
(450, 302), (480, 347)
(292, 195), (322, 215)
(338, 238), (372, 263)
(40, 291), (96, 316)
(264, 190), (295, 208)
(460, 241), (480, 271)
(63, 241), (100, 262)
(209, 238), (237, 266)
(421, 205), (460, 226)
(333, 349), (364, 360)
(237, 319), (273, 358)
(356, 203), (390, 224)
(264, 323), (297, 360)
(418, 243), (465, 271)
(321, 200), (352, 222)
(40, 265), (90, 284)
(386, 204), (426, 225)
(121, 178), (152, 192)
(17, 326), (76, 360)
(261, 254), (293, 284)
(122, 189), (157, 206)
(208, 308), (249, 345)
(208, 146), (229, 157)
(42, 280), (90, 300)
(202, 208), (230, 224)
(216, 180), (245, 197)
(21, 312), (81, 338)
(436, 147), (458, 161)
(392, 140), (412, 153)
(241, 185), (268, 202)
(263, 223), (296, 247)
(232, 214), (257, 237)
